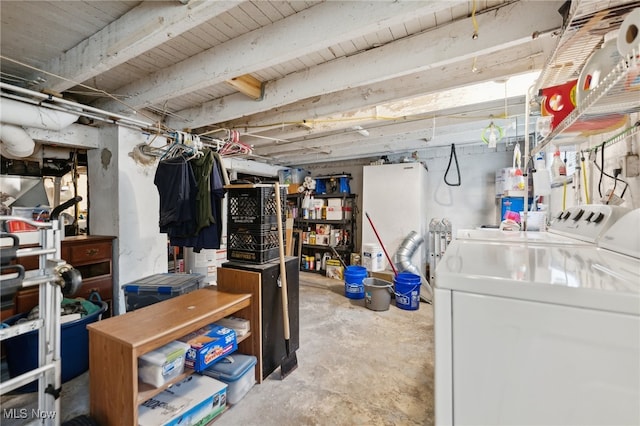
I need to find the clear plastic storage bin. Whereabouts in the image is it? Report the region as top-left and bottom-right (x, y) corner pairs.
(123, 273), (204, 311)
(138, 340), (191, 387)
(202, 354), (257, 405)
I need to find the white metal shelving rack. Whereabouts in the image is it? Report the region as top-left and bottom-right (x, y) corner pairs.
(1, 217), (67, 426)
(522, 0), (640, 216)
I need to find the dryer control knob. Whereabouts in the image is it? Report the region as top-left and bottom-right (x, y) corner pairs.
(573, 209), (584, 221)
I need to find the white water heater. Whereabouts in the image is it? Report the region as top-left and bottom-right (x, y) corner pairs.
(362, 163), (429, 276)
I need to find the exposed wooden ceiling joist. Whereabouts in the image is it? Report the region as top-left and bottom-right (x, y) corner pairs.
(96, 0), (466, 113)
(168, 0), (563, 131)
(30, 1), (241, 93)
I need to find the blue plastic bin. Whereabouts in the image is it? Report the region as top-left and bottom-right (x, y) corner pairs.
(202, 353), (257, 405)
(3, 300), (107, 392)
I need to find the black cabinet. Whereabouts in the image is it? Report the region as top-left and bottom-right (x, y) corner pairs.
(218, 256), (299, 380)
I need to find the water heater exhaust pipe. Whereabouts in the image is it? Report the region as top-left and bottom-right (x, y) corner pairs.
(393, 231), (433, 302)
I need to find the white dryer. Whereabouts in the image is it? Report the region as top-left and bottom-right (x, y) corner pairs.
(434, 208), (640, 425)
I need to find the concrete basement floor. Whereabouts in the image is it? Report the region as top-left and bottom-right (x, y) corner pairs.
(1, 272), (435, 425)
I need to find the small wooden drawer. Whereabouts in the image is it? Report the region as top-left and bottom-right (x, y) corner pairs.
(68, 242), (112, 264)
(75, 276), (112, 298)
(14, 277), (113, 317)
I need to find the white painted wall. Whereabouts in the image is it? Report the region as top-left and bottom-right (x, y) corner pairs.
(540, 114), (639, 216)
(88, 126), (167, 315)
(419, 144), (513, 234)
(302, 143), (514, 252)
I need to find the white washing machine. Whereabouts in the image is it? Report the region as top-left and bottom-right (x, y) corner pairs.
(456, 205), (630, 246)
(434, 208), (640, 425)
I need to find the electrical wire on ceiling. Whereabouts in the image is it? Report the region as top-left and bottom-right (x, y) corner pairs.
(0, 55), (162, 127)
(470, 0), (479, 72)
(0, 57), (256, 160)
(471, 0), (479, 40)
(235, 110), (523, 132)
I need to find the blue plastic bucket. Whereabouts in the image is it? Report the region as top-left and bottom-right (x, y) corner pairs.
(344, 265), (367, 299)
(3, 300), (107, 392)
(394, 272), (421, 310)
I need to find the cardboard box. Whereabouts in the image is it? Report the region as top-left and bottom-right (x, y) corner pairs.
(343, 206), (353, 220)
(325, 259), (344, 280)
(369, 270), (395, 283)
(214, 316), (250, 337)
(179, 324), (237, 372)
(138, 375), (227, 426)
(315, 235), (330, 246)
(287, 183), (302, 194)
(326, 198), (343, 220)
(495, 167), (530, 197)
(315, 224), (331, 235)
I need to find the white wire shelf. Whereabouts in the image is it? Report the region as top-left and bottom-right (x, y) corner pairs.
(531, 0), (640, 154)
(534, 0), (639, 92)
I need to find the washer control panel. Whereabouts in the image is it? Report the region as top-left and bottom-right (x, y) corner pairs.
(549, 205), (630, 243)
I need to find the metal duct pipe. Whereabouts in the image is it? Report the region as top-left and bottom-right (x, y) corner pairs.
(0, 97), (80, 131)
(393, 230), (424, 275)
(393, 230), (433, 302)
(0, 123), (35, 158)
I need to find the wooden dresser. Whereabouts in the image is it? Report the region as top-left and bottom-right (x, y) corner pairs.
(1, 235), (116, 320)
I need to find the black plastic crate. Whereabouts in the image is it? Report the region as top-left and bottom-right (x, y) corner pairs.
(227, 226), (284, 263)
(227, 185), (287, 227)
(228, 247), (280, 263)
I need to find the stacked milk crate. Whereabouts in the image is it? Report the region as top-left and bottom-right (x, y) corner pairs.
(226, 184), (287, 264)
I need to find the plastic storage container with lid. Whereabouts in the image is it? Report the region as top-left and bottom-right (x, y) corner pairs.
(122, 273), (204, 311)
(138, 340), (191, 387)
(3, 300), (108, 393)
(201, 354), (257, 405)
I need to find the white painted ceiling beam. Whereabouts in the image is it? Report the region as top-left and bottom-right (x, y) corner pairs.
(238, 57), (543, 143)
(273, 124), (506, 165)
(255, 97), (527, 157)
(223, 157), (283, 177)
(170, 0), (563, 130)
(98, 0), (463, 112)
(26, 124), (101, 148)
(32, 1), (240, 93)
(276, 112), (532, 165)
(226, 37), (556, 138)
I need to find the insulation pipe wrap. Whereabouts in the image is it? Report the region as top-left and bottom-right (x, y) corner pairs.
(0, 123), (35, 157)
(0, 97), (80, 130)
(0, 96), (80, 158)
(393, 230), (433, 301)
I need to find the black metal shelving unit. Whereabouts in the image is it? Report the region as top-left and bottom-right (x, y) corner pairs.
(286, 192), (357, 273)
